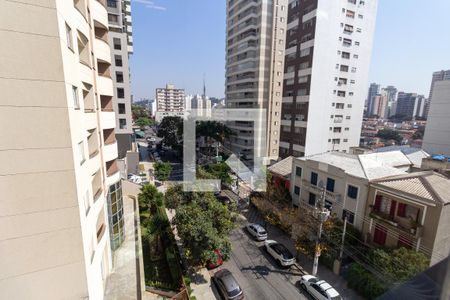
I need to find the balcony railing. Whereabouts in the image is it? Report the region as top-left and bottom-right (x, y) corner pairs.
(369, 208), (424, 237)
(302, 179), (341, 201)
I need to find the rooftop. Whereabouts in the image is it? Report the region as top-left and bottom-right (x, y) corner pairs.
(268, 156), (293, 178)
(372, 171), (450, 204)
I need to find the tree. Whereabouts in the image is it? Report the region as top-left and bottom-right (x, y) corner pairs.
(132, 104), (149, 120)
(377, 128), (403, 144)
(138, 184), (164, 214)
(196, 121), (233, 157)
(174, 193), (235, 265)
(136, 117), (153, 129)
(154, 161), (172, 181)
(164, 184), (194, 209)
(200, 162), (233, 186)
(157, 116), (183, 152)
(412, 127), (425, 140)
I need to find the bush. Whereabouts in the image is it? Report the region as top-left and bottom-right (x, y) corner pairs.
(347, 263), (387, 299)
(165, 247), (183, 285)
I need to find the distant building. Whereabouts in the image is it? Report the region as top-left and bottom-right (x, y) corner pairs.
(423, 80), (450, 156)
(370, 94), (388, 118)
(155, 84), (185, 122)
(186, 94), (212, 118)
(366, 83), (381, 116)
(425, 70), (450, 118)
(396, 92), (426, 119)
(383, 86), (398, 117)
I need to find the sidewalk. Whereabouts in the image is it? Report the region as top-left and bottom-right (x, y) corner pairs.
(242, 206), (364, 300)
(166, 209), (217, 300)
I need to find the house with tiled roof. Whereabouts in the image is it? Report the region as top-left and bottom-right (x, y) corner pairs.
(363, 171), (450, 265)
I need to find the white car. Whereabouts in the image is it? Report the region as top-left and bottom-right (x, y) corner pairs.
(264, 240), (295, 267)
(300, 275), (343, 300)
(246, 223), (267, 241)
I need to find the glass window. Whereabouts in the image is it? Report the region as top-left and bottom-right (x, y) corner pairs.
(342, 209), (355, 224)
(326, 178), (335, 192)
(295, 167), (302, 177)
(308, 192), (316, 206)
(118, 103), (126, 114)
(78, 141), (85, 164)
(113, 37), (121, 50)
(119, 119), (127, 129)
(347, 185), (358, 199)
(294, 186), (300, 195)
(65, 23), (73, 50)
(310, 172), (318, 185)
(117, 88), (125, 98)
(72, 86), (79, 109)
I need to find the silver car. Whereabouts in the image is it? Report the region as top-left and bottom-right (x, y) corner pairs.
(212, 269), (244, 300)
(245, 223), (267, 241)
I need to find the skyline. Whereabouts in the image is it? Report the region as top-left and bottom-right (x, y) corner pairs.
(130, 0), (450, 100)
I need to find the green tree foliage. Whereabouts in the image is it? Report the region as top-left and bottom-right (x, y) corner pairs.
(138, 184), (163, 214)
(174, 193), (235, 265)
(196, 121), (233, 144)
(157, 116), (183, 151)
(164, 184), (195, 209)
(198, 163), (233, 185)
(412, 127), (425, 140)
(377, 128), (403, 144)
(132, 104), (149, 120)
(154, 161), (172, 181)
(136, 117), (153, 129)
(347, 247), (430, 299)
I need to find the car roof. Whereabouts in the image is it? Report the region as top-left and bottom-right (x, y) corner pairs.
(216, 270), (240, 292)
(318, 280), (340, 297)
(251, 223), (265, 231)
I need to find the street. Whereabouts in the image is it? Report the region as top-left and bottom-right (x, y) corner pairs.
(209, 205), (313, 300)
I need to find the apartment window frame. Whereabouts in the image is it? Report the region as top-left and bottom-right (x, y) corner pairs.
(78, 141), (86, 165)
(308, 192), (316, 206)
(326, 178), (335, 192)
(119, 118), (127, 129)
(113, 37), (121, 50)
(117, 88), (125, 99)
(310, 172), (318, 186)
(295, 166), (302, 177)
(118, 103), (126, 114)
(294, 186), (300, 195)
(66, 23), (73, 51)
(347, 185), (358, 199)
(72, 85), (80, 109)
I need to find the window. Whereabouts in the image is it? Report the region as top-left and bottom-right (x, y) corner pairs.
(108, 13), (119, 23)
(310, 172), (318, 185)
(348, 0), (356, 3)
(351, 67), (357, 73)
(355, 41), (360, 46)
(294, 186), (300, 195)
(72, 86), (80, 109)
(346, 10), (355, 18)
(113, 37), (121, 50)
(118, 103), (126, 114)
(344, 24), (353, 33)
(286, 65), (295, 73)
(341, 52), (350, 59)
(285, 78), (294, 85)
(115, 55), (123, 67)
(297, 89), (307, 96)
(347, 185), (358, 199)
(343, 38), (352, 46)
(332, 138), (340, 144)
(119, 119), (127, 129)
(358, 14), (364, 19)
(116, 72), (124, 83)
(300, 47), (311, 57)
(353, 54), (359, 59)
(107, 0), (117, 8)
(298, 75), (308, 83)
(340, 65), (349, 72)
(65, 23), (73, 50)
(337, 91), (346, 97)
(333, 127), (342, 132)
(117, 88), (124, 98)
(296, 167), (302, 177)
(78, 141), (86, 164)
(326, 178), (335, 192)
(299, 61), (310, 70)
(308, 193), (316, 206)
(342, 209), (355, 224)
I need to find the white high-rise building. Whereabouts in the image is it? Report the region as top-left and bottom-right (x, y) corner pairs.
(155, 84), (186, 122)
(0, 1), (122, 299)
(187, 94), (212, 118)
(279, 0), (378, 157)
(225, 0), (288, 162)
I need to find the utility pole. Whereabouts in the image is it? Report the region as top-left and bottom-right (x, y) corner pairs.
(312, 181), (329, 276)
(339, 216), (347, 261)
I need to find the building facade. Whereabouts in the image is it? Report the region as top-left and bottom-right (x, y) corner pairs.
(0, 0), (122, 299)
(428, 69), (450, 99)
(366, 82), (380, 116)
(370, 93), (388, 118)
(280, 0), (378, 157)
(363, 172), (450, 266)
(396, 92), (426, 120)
(106, 0), (134, 159)
(383, 85), (398, 118)
(155, 84), (186, 122)
(225, 0), (288, 161)
(186, 94), (212, 118)
(423, 80), (450, 156)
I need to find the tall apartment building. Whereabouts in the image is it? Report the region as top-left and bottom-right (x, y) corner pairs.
(106, 0), (134, 159)
(425, 69), (450, 118)
(370, 93), (388, 118)
(0, 1), (123, 299)
(396, 92), (426, 120)
(186, 94), (212, 118)
(279, 0), (378, 157)
(155, 84), (186, 122)
(225, 0), (288, 161)
(383, 85), (398, 117)
(366, 82), (380, 116)
(423, 80), (450, 156)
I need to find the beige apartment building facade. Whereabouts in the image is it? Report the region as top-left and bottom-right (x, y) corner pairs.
(0, 0), (122, 299)
(225, 0), (288, 161)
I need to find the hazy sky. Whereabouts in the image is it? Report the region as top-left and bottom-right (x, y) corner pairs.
(129, 0), (450, 100)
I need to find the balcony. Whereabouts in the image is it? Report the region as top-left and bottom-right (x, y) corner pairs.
(94, 29), (111, 63)
(100, 95), (113, 111)
(106, 159), (119, 177)
(103, 140), (118, 162)
(301, 178), (342, 202)
(97, 75), (113, 97)
(91, 0), (109, 29)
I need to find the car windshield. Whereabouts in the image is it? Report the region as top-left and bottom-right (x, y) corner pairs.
(259, 230), (267, 235)
(227, 286), (242, 297)
(308, 277), (319, 283)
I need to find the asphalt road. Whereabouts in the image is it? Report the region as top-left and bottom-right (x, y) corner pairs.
(210, 226), (312, 300)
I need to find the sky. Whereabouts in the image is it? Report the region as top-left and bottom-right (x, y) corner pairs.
(129, 0), (450, 100)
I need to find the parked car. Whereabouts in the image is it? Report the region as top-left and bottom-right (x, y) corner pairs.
(206, 249), (223, 270)
(245, 223), (267, 241)
(212, 269), (244, 300)
(264, 240), (295, 267)
(300, 275), (343, 300)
